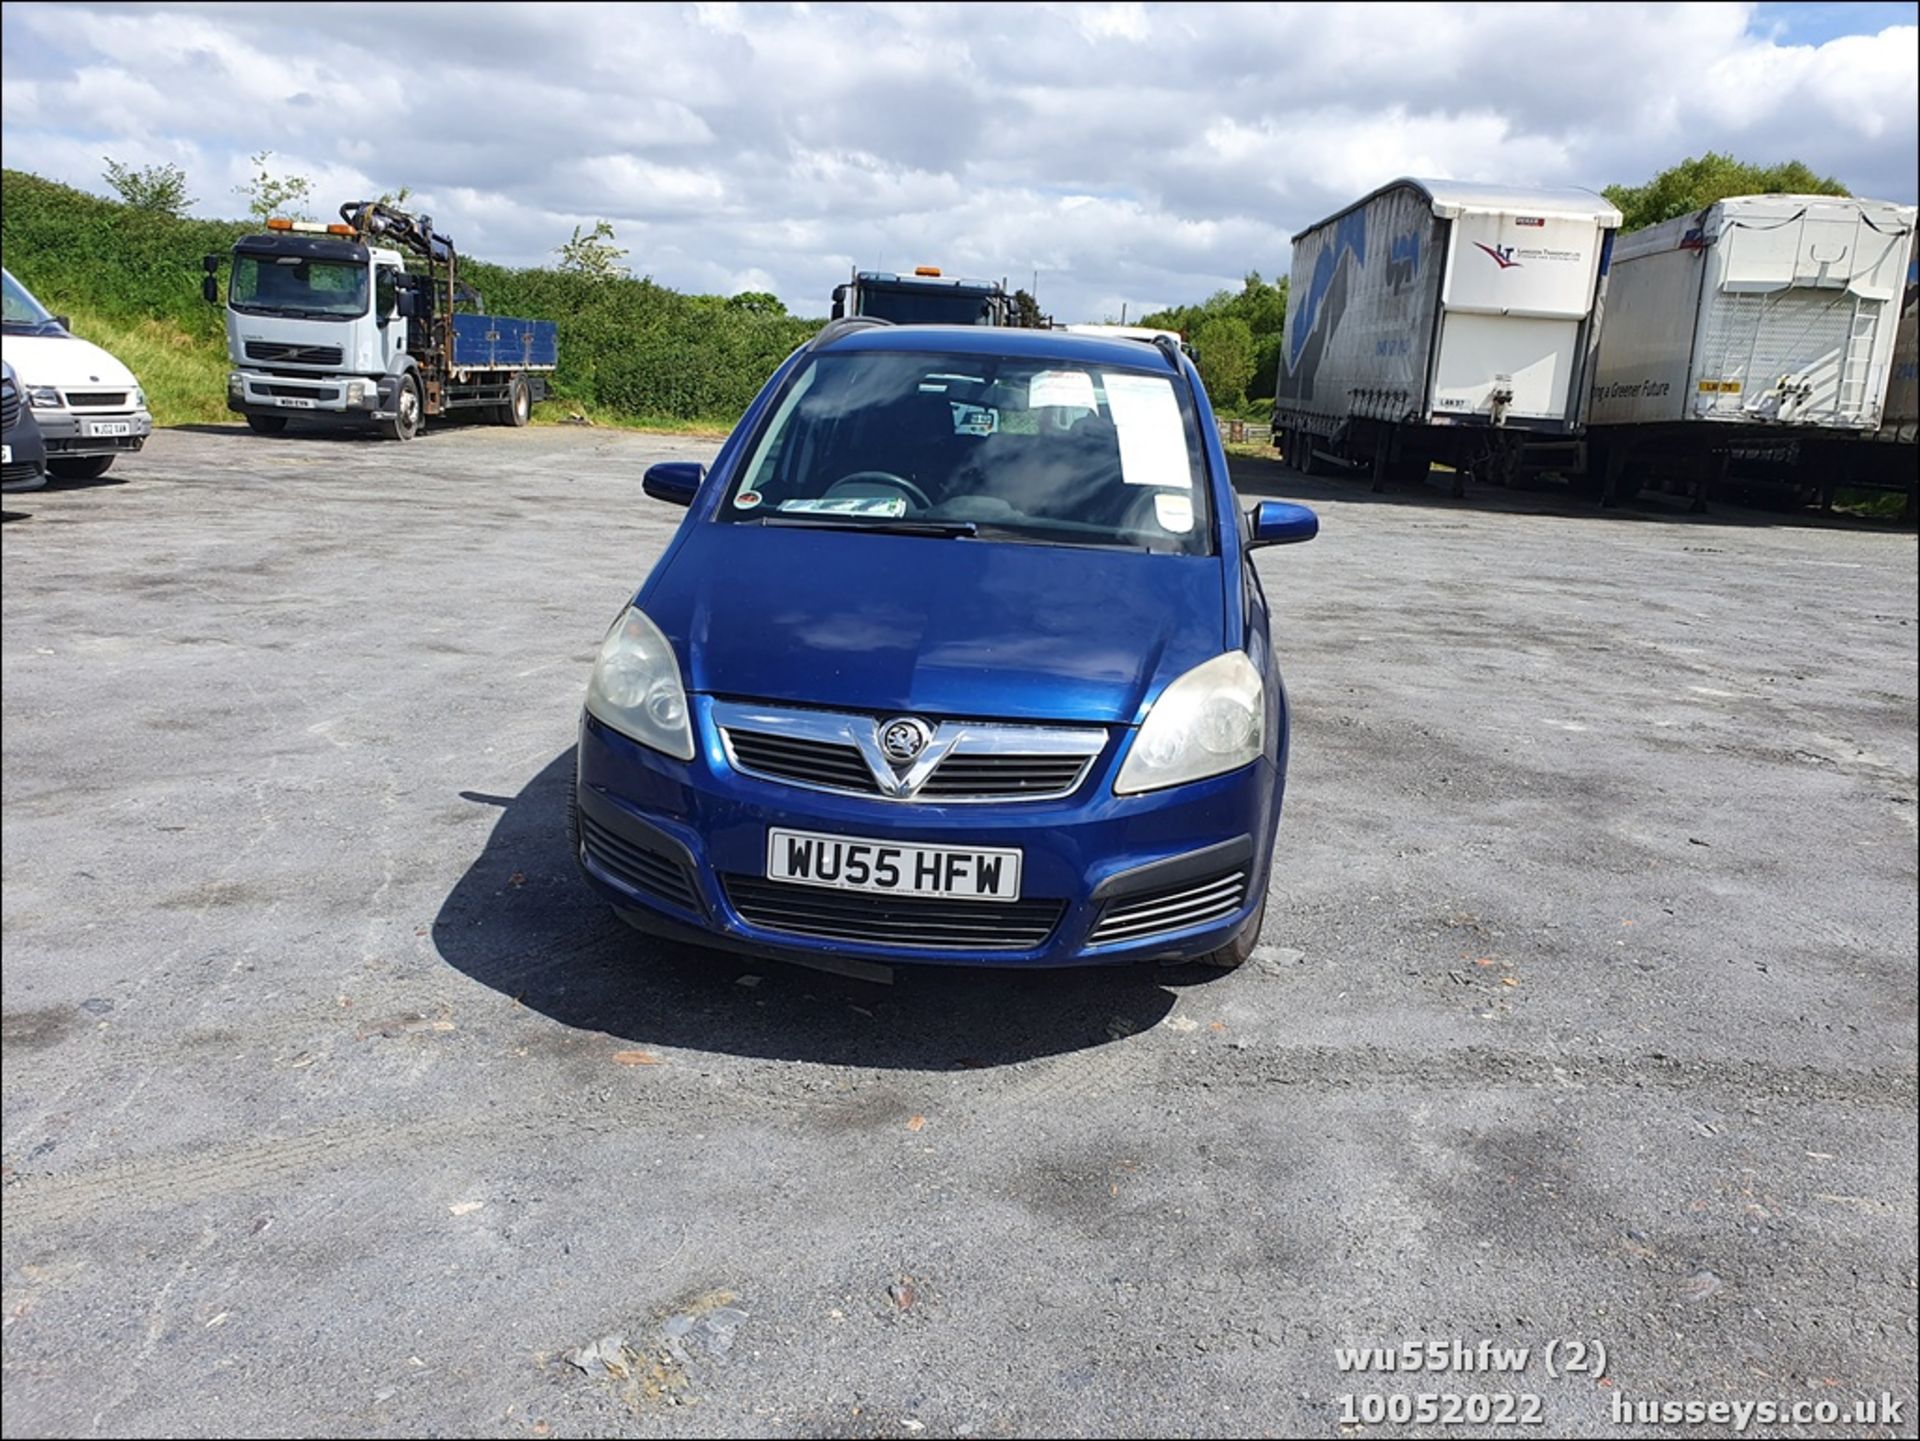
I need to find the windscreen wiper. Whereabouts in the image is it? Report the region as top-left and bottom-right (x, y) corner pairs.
(756, 515), (979, 538)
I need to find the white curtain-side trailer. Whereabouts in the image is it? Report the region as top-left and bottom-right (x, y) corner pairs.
(1585, 194), (1916, 508)
(1272, 178), (1621, 495)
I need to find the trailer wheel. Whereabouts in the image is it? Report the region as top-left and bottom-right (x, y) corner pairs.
(382, 374), (422, 442)
(499, 375), (532, 428)
(245, 414), (287, 436)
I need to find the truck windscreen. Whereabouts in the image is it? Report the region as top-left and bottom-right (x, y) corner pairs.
(230, 255), (369, 319)
(859, 287), (997, 325)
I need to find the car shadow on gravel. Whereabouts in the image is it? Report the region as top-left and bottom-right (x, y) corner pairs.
(432, 750), (1187, 1069)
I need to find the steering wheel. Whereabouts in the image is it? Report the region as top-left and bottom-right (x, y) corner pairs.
(823, 470), (933, 510)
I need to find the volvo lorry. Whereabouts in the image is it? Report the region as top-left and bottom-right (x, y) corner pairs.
(1584, 193), (1916, 507)
(206, 200), (557, 440)
(1272, 178), (1622, 494)
(830, 267), (1012, 326)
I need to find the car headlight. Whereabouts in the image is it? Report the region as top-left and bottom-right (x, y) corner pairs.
(1114, 651), (1265, 795)
(585, 606), (695, 761)
(130, 386), (147, 409)
(26, 386), (62, 408)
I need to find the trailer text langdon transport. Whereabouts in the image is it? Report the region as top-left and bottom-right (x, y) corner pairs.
(205, 201), (557, 441)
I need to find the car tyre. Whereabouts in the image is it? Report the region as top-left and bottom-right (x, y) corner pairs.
(246, 414), (288, 436)
(1196, 893), (1267, 970)
(566, 775), (580, 851)
(48, 455), (114, 481)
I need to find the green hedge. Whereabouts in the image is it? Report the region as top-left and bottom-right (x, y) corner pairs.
(0, 169), (821, 427)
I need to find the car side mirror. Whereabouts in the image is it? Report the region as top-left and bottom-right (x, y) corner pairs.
(202, 275), (219, 305)
(50, 315), (70, 332)
(1246, 500), (1318, 548)
(643, 461), (705, 507)
(396, 290), (417, 319)
(202, 254), (223, 274)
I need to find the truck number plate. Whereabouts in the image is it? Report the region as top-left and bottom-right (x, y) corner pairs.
(88, 420), (133, 436)
(275, 398), (317, 409)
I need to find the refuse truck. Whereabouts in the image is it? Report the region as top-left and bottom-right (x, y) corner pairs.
(830, 267), (1013, 326)
(1271, 178), (1622, 493)
(206, 200), (557, 440)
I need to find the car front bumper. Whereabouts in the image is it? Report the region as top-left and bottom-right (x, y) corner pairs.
(33, 407), (152, 456)
(573, 698), (1285, 968)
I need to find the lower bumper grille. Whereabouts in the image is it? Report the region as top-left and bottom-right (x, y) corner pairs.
(579, 812), (700, 911)
(2, 462), (46, 488)
(1089, 868), (1249, 946)
(259, 384), (341, 401)
(723, 875), (1064, 951)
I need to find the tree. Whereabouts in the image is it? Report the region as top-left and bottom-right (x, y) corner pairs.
(102, 156), (194, 216)
(726, 290), (785, 316)
(1604, 152), (1850, 233)
(376, 185), (414, 209)
(555, 220), (630, 280)
(1009, 288), (1045, 328)
(1190, 315), (1256, 410)
(235, 150), (314, 222)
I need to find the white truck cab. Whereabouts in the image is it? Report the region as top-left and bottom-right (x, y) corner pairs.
(218, 224), (414, 433)
(1, 267), (154, 480)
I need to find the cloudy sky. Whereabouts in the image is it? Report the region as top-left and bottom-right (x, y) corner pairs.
(3, 1), (1915, 321)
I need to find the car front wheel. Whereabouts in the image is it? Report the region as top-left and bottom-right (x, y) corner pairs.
(49, 455), (115, 481)
(1196, 893), (1267, 970)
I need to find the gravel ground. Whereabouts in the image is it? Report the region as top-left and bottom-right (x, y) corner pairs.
(3, 423), (1915, 1439)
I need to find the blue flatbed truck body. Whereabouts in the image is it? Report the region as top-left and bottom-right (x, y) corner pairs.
(449, 313), (559, 371)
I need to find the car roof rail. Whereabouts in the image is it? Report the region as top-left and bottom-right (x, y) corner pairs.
(808, 316), (894, 351)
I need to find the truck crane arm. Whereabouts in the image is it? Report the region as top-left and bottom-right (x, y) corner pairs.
(338, 201), (455, 267)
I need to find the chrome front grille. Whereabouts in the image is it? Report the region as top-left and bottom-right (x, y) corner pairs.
(724, 875), (1064, 951)
(725, 729), (882, 794)
(1089, 868), (1249, 946)
(713, 700), (1104, 803)
(917, 754), (1090, 797)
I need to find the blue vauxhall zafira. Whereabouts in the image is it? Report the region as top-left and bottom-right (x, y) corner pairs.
(571, 321), (1318, 970)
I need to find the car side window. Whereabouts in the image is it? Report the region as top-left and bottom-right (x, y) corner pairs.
(375, 266), (398, 319)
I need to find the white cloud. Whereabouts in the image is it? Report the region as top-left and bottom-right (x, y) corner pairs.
(2, 0), (1913, 321)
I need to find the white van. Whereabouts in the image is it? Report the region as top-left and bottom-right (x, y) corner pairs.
(1, 267), (153, 480)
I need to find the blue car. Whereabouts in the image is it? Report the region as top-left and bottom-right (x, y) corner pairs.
(571, 322), (1317, 970)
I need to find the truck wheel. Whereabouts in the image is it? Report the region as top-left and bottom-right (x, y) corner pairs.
(49, 456), (115, 481)
(499, 376), (532, 428)
(382, 374), (422, 442)
(246, 414), (288, 436)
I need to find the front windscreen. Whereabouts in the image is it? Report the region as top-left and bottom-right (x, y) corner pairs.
(230, 254), (369, 319)
(856, 286), (998, 325)
(1, 268), (62, 332)
(721, 349), (1213, 554)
